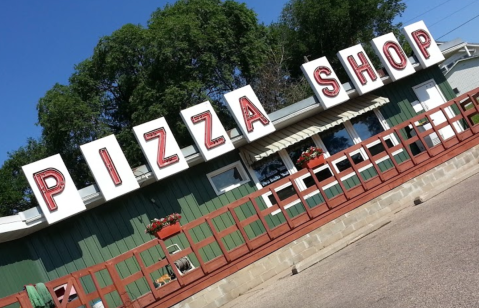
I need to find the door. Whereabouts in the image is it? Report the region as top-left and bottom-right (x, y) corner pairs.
(413, 80), (458, 143)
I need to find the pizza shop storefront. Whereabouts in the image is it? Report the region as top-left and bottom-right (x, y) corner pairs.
(0, 21), (473, 308)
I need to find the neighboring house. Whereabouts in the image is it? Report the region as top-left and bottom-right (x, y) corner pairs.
(438, 39), (479, 95)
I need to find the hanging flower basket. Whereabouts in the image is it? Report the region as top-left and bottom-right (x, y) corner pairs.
(302, 154), (325, 169)
(155, 222), (181, 240)
(145, 213), (182, 240)
(296, 146), (325, 169)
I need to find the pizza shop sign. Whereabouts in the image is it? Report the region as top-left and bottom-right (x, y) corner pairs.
(22, 21), (444, 224)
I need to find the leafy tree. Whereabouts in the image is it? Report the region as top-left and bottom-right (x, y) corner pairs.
(250, 24), (313, 113)
(1, 0), (409, 216)
(37, 83), (110, 186)
(38, 0), (269, 178)
(138, 0), (268, 145)
(0, 139), (47, 216)
(278, 0), (406, 81)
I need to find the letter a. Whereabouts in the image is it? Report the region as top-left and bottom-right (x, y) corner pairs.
(239, 96), (270, 133)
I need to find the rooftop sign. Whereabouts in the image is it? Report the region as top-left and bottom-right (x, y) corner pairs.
(22, 21), (444, 224)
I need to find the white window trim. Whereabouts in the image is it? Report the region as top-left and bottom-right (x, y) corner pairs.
(239, 149), (313, 216)
(239, 151), (276, 210)
(374, 109), (400, 146)
(206, 161), (250, 196)
(279, 149), (308, 191)
(239, 109), (397, 214)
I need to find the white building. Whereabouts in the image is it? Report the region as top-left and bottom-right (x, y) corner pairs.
(438, 39), (479, 95)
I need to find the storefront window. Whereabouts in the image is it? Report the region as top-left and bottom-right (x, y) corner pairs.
(319, 124), (354, 155)
(319, 124), (363, 173)
(287, 138), (317, 169)
(252, 154), (293, 205)
(303, 167), (334, 187)
(335, 152), (364, 172)
(207, 162), (250, 195)
(350, 111), (384, 141)
(251, 154), (290, 187)
(351, 111), (394, 156)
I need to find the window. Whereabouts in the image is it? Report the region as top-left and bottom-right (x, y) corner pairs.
(251, 153), (295, 206)
(317, 112), (396, 174)
(287, 138), (317, 168)
(319, 124), (355, 155)
(207, 162), (250, 195)
(251, 154), (290, 187)
(350, 112), (385, 141)
(367, 140), (394, 156)
(350, 111), (395, 157)
(302, 165), (334, 188)
(334, 152), (365, 172)
(240, 109), (393, 212)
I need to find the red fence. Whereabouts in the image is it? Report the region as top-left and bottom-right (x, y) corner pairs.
(2, 88), (479, 308)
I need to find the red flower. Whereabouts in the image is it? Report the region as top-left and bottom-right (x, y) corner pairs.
(145, 213), (182, 236)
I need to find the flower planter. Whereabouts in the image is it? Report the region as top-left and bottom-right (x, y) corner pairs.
(155, 222), (181, 240)
(302, 155), (325, 169)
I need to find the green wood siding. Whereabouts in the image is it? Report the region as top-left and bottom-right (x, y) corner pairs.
(0, 237), (48, 297)
(0, 150), (259, 298)
(374, 66), (456, 128)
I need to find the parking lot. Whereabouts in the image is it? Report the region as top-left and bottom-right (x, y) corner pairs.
(222, 172), (479, 308)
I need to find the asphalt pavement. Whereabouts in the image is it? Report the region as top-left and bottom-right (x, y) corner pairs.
(221, 171), (479, 308)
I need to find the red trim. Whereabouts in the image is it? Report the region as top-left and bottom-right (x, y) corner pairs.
(191, 111), (226, 149)
(99, 148), (122, 186)
(144, 128), (180, 168)
(347, 52), (378, 85)
(411, 29), (432, 59)
(239, 96), (270, 133)
(33, 168), (65, 211)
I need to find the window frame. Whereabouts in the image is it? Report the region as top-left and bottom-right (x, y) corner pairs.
(206, 161), (250, 196)
(240, 109), (393, 214)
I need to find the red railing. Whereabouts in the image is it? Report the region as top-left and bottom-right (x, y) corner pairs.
(2, 88), (479, 308)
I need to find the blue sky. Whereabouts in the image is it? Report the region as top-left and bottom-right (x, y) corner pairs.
(1, 0), (479, 166)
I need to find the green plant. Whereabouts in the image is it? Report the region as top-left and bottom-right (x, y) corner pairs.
(295, 146), (324, 168)
(145, 213), (182, 236)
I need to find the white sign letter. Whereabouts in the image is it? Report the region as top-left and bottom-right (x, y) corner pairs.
(301, 57), (350, 109)
(80, 135), (139, 201)
(402, 21), (444, 69)
(22, 154), (85, 224)
(371, 32), (415, 81)
(180, 101), (234, 161)
(133, 117), (188, 181)
(224, 85), (275, 142)
(338, 44), (384, 95)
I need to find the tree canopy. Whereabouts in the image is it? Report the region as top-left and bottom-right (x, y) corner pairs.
(37, 0), (269, 187)
(0, 139), (47, 216)
(0, 0), (407, 216)
(278, 0), (406, 80)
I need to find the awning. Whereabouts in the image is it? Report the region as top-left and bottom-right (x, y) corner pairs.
(240, 94), (389, 165)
